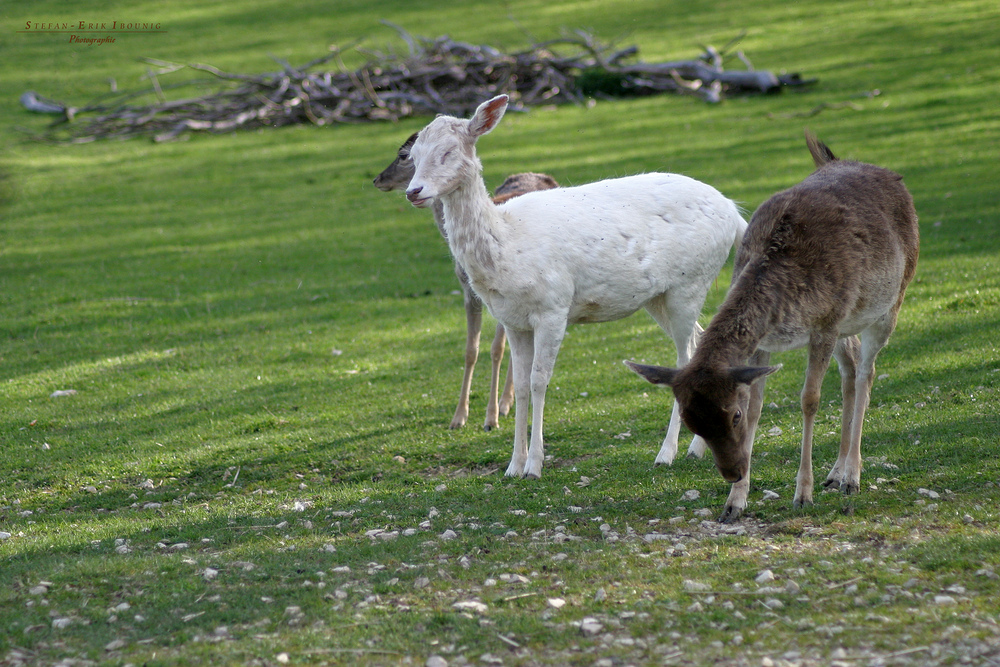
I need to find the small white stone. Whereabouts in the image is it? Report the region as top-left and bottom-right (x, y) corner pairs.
(683, 580), (711, 592)
(426, 656), (448, 667)
(452, 600), (488, 614)
(547, 598), (566, 608)
(762, 490), (780, 500)
(934, 595), (957, 606)
(917, 488), (940, 499)
(755, 569), (776, 584)
(579, 617), (603, 636)
(52, 617), (72, 629)
(682, 489), (700, 501)
(439, 529), (458, 540)
(203, 567), (219, 581)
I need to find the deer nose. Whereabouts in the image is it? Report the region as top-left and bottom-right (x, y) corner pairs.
(406, 187), (423, 203)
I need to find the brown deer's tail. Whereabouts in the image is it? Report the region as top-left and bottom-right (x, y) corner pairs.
(804, 129), (838, 167)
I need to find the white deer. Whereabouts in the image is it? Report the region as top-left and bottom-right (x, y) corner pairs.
(405, 95), (746, 478)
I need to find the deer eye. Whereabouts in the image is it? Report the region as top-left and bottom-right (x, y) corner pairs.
(732, 410), (742, 427)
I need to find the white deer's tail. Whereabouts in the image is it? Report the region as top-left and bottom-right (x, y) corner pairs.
(731, 203), (749, 252)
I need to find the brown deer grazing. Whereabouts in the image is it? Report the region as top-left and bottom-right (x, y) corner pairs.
(626, 131), (919, 522)
(374, 132), (558, 430)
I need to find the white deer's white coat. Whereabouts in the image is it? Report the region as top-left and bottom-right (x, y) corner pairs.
(406, 95), (746, 476)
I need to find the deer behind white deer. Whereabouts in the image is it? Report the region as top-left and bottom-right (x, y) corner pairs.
(404, 94), (746, 478)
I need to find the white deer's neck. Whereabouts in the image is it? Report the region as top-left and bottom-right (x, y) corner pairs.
(439, 176), (502, 274)
(430, 199), (447, 239)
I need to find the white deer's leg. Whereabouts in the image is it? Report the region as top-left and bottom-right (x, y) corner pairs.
(794, 335), (837, 508)
(523, 320), (567, 479)
(684, 322), (707, 459)
(450, 279), (483, 429)
(644, 298), (704, 465)
(825, 336), (859, 489)
(656, 401), (682, 466)
(484, 322), (506, 431)
(504, 328), (534, 477)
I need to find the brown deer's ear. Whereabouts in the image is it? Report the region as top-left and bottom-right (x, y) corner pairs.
(468, 95), (509, 138)
(623, 360), (681, 387)
(728, 364), (782, 386)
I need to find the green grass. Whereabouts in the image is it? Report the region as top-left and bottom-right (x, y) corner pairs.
(2, 0), (1000, 665)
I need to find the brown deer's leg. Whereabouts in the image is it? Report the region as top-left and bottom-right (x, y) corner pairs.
(795, 334), (838, 508)
(450, 281), (483, 429)
(824, 336), (860, 490)
(485, 322), (506, 431)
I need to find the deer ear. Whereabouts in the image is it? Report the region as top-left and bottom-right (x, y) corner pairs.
(468, 95), (509, 138)
(729, 364), (782, 386)
(623, 360), (681, 387)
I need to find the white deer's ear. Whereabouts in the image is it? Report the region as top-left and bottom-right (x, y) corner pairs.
(468, 95), (509, 139)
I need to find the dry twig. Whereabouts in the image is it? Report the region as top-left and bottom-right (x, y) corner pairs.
(21, 26), (815, 143)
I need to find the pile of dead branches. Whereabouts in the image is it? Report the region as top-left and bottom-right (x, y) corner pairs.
(21, 25), (815, 143)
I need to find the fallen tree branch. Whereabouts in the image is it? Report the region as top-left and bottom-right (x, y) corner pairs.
(21, 26), (815, 143)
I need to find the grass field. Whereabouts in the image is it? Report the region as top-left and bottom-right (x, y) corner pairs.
(2, 1), (1000, 665)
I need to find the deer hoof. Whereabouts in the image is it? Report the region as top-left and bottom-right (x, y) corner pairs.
(841, 481), (860, 496)
(717, 505), (744, 524)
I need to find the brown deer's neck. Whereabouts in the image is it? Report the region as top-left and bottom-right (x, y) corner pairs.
(697, 261), (779, 366)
